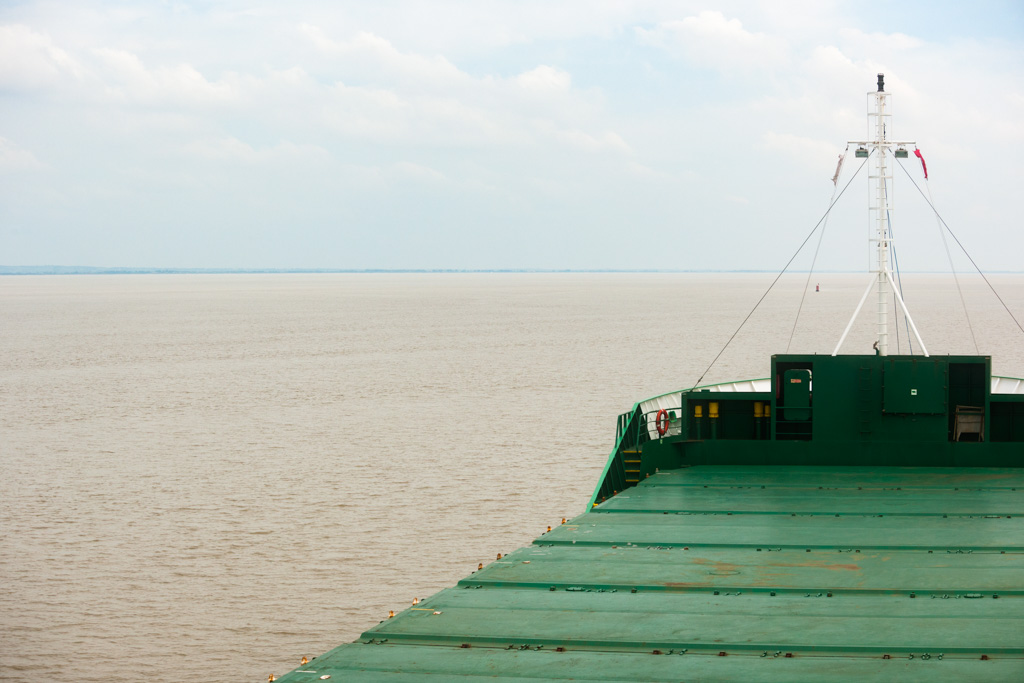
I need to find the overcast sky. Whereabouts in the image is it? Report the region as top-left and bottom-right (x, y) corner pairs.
(1, 1), (1022, 270)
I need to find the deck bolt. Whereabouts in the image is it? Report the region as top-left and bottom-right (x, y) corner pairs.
(785, 653), (793, 658)
(827, 592), (833, 597)
(981, 655), (989, 660)
(910, 593), (916, 599)
(770, 592), (776, 596)
(882, 654), (891, 659)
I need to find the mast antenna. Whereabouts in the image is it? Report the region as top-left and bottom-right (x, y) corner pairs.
(832, 74), (929, 357)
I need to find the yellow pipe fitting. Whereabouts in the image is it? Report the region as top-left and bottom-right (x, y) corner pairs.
(710, 402), (719, 419)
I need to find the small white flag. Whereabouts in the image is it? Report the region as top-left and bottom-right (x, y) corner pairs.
(831, 153), (846, 186)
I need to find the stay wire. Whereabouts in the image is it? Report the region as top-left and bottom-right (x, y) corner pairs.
(690, 153), (870, 391)
(883, 177), (913, 353)
(896, 159), (1024, 338)
(921, 166), (978, 353)
(787, 145), (848, 353)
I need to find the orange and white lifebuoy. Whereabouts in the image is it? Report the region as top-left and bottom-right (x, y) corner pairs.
(655, 409), (670, 436)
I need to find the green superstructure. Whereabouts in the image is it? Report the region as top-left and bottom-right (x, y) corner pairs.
(594, 354), (1024, 508)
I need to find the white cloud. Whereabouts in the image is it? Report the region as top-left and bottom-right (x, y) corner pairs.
(636, 11), (790, 72)
(92, 47), (242, 106)
(182, 137), (331, 165)
(0, 137), (45, 170)
(0, 23), (83, 89)
(515, 65), (571, 91)
(301, 26), (470, 88)
(839, 28), (923, 55)
(392, 160), (449, 184)
(761, 131), (839, 172)
(543, 124), (631, 153)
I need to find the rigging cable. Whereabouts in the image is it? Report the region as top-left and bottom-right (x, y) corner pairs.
(911, 154), (979, 353)
(786, 146), (849, 353)
(883, 177), (913, 353)
(690, 153), (871, 391)
(896, 159), (1024, 339)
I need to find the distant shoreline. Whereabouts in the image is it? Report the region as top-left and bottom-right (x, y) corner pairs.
(0, 266), (822, 275)
(3, 267), (1021, 276)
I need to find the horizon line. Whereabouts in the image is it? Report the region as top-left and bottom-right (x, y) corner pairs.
(3, 266), (1024, 276)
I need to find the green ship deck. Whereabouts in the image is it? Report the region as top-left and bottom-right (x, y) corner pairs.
(277, 465), (1024, 681)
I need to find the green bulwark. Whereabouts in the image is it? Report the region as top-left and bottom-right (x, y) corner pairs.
(276, 355), (1024, 681)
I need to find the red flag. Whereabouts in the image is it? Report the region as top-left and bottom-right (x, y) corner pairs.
(914, 148), (928, 179)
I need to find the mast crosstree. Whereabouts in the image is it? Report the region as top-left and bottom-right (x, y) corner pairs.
(832, 73), (928, 357)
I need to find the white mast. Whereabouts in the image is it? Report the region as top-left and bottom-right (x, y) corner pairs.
(832, 74), (929, 357)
